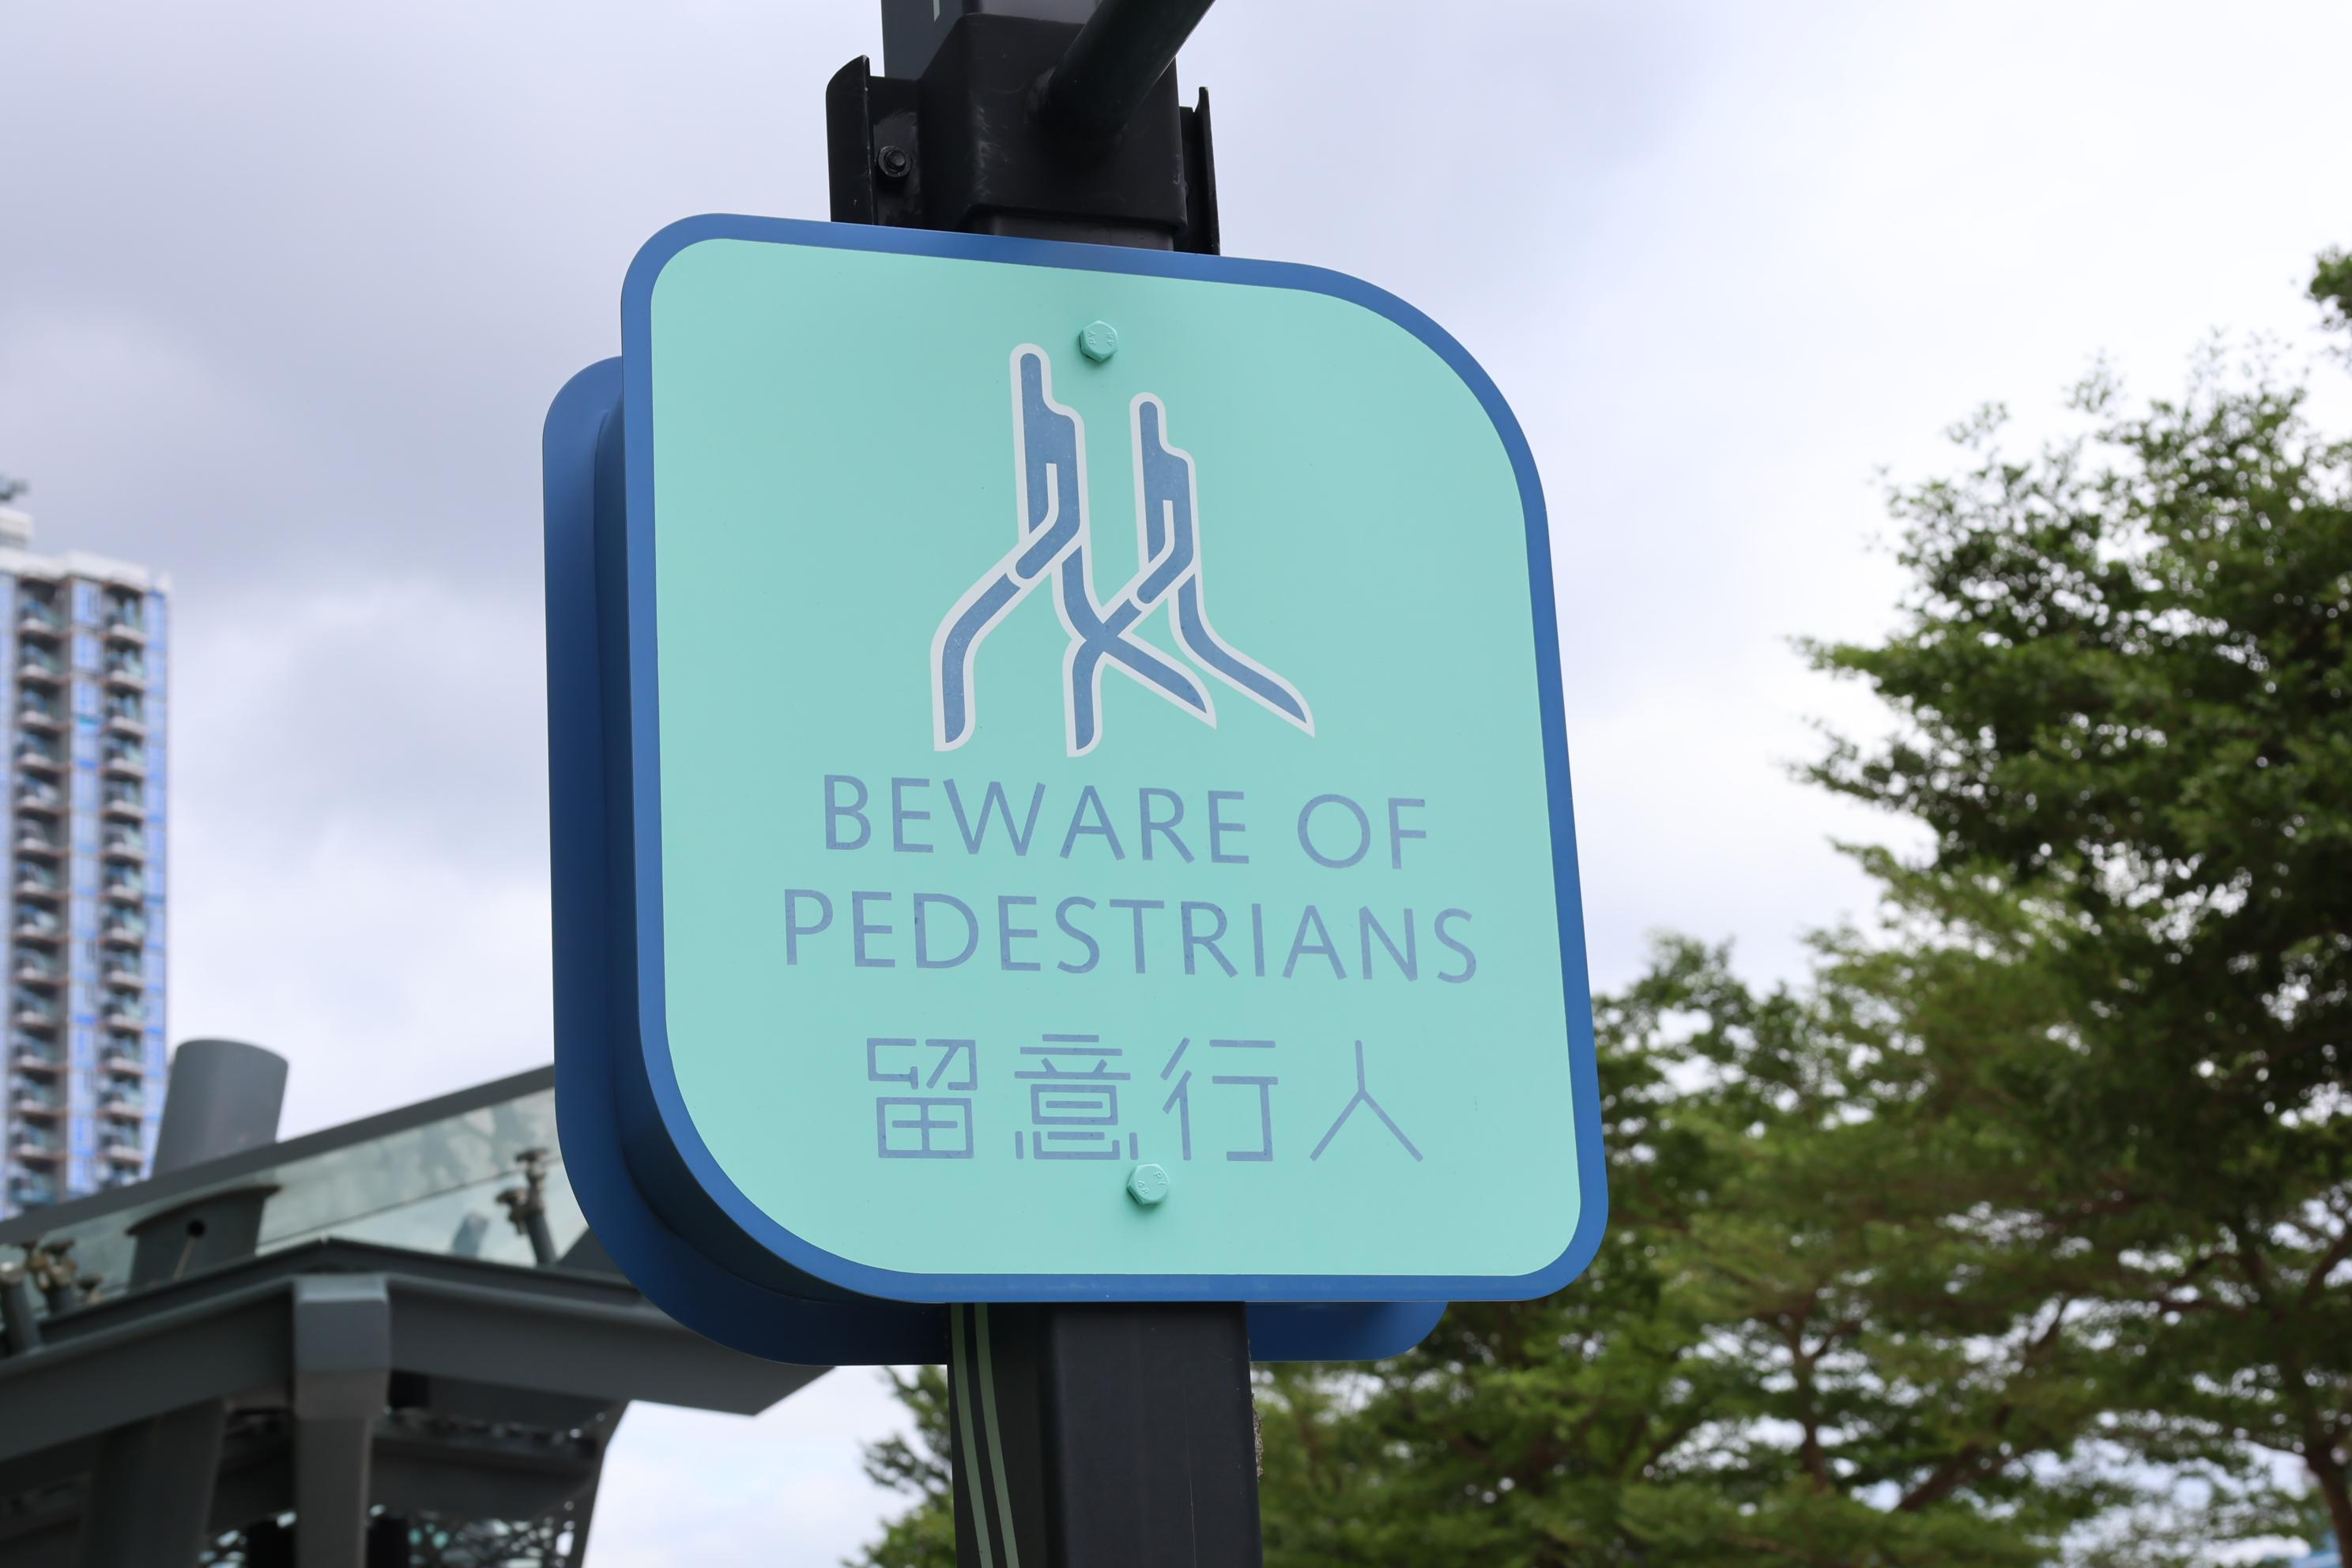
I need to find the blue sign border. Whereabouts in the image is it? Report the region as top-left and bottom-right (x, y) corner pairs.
(608, 216), (1608, 1305)
(545, 356), (941, 1363)
(548, 354), (1446, 1359)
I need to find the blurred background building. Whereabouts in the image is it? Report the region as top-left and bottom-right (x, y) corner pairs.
(0, 501), (169, 1217)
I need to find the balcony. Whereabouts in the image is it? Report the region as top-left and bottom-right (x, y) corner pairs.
(104, 660), (145, 688)
(100, 1140), (145, 1167)
(100, 1050), (145, 1077)
(15, 609), (60, 639)
(11, 1001), (59, 1029)
(103, 880), (145, 905)
(11, 1024), (61, 1054)
(13, 1137), (62, 1163)
(102, 748), (145, 777)
(105, 710), (146, 737)
(103, 960), (145, 989)
(16, 744), (61, 773)
(100, 1090), (144, 1120)
(13, 959), (62, 985)
(14, 873), (62, 900)
(16, 655), (62, 685)
(15, 703), (58, 731)
(12, 831), (61, 859)
(103, 793), (143, 820)
(101, 918), (145, 946)
(104, 1001), (148, 1032)
(6, 1179), (56, 1208)
(104, 615), (145, 644)
(14, 779), (62, 812)
(13, 914), (61, 942)
(13, 1087), (62, 1118)
(102, 832), (146, 862)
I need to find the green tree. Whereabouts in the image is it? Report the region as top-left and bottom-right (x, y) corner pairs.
(855, 939), (2184, 1565)
(849, 1366), (956, 1568)
(1256, 937), (2181, 1566)
(850, 254), (2350, 1566)
(1804, 251), (2352, 1550)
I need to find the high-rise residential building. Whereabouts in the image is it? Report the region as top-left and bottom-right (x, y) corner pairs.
(0, 504), (168, 1218)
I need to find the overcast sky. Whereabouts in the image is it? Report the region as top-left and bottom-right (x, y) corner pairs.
(4, 0), (2348, 1560)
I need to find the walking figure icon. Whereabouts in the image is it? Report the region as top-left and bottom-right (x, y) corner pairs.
(931, 345), (1315, 756)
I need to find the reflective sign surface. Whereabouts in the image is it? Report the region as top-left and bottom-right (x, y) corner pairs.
(599, 217), (1604, 1302)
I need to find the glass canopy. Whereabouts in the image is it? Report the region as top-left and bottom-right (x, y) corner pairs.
(0, 1066), (586, 1323)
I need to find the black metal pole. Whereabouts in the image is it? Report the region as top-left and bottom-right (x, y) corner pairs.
(949, 1302), (1260, 1566)
(1033, 0), (1219, 141)
(838, 5), (1256, 1562)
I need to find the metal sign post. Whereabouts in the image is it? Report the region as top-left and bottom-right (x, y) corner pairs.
(839, 6), (1250, 1559)
(543, 2), (1607, 1562)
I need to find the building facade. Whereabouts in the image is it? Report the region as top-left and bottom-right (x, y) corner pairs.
(0, 505), (168, 1217)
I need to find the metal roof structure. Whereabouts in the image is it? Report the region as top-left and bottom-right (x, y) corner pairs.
(0, 1062), (824, 1566)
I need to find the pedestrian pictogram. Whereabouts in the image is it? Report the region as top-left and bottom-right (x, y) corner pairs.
(933, 345), (1314, 756)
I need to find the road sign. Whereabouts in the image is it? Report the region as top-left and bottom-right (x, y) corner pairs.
(546, 354), (1445, 1359)
(558, 214), (1604, 1305)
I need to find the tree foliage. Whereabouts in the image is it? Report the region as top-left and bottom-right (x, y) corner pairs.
(1252, 936), (2233, 1566)
(851, 254), (2350, 1566)
(848, 1366), (956, 1568)
(1804, 250), (2352, 1551)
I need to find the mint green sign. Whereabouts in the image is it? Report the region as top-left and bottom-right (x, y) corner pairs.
(612, 217), (1603, 1302)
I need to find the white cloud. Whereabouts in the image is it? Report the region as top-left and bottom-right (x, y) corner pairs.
(166, 575), (555, 1133)
(590, 1371), (911, 1568)
(6, 0), (2349, 1558)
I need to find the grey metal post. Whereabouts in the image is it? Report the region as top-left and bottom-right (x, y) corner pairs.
(559, 1412), (626, 1568)
(497, 1148), (559, 1266)
(291, 1275), (393, 1568)
(0, 1256), (40, 1355)
(150, 1038), (289, 1174)
(78, 1038), (289, 1568)
(28, 1238), (89, 1312)
(74, 1401), (227, 1568)
(129, 1038), (290, 1288)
